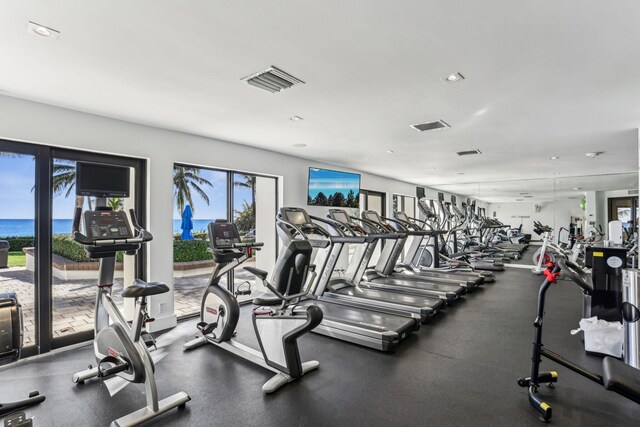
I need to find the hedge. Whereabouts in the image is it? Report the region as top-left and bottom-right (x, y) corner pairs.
(174, 231), (208, 241)
(52, 236), (124, 262)
(10, 235), (211, 264)
(1, 237), (35, 252)
(172, 240), (212, 262)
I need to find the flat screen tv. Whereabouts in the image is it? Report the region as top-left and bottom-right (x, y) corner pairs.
(307, 167), (360, 208)
(76, 162), (130, 198)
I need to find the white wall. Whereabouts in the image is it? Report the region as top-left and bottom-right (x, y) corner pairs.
(488, 198), (584, 238)
(0, 94), (444, 330)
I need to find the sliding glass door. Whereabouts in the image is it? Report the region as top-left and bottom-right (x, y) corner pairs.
(0, 139), (146, 354)
(0, 150), (37, 348)
(50, 157), (141, 345)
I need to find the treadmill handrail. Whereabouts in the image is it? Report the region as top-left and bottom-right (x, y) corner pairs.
(310, 215), (352, 237)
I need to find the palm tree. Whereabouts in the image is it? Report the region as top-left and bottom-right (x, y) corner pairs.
(52, 160), (89, 211)
(173, 166), (214, 214)
(234, 174), (256, 206)
(233, 174), (256, 234)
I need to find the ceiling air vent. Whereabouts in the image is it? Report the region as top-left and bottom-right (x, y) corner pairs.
(456, 149), (482, 156)
(628, 189), (639, 195)
(410, 120), (450, 132)
(242, 66), (304, 93)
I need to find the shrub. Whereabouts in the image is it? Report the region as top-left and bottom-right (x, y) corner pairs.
(174, 231), (208, 241)
(52, 236), (96, 262)
(173, 240), (212, 262)
(23, 235), (209, 264)
(1, 237), (35, 252)
(51, 236), (124, 262)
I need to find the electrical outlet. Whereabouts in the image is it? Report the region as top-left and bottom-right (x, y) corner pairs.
(159, 302), (167, 314)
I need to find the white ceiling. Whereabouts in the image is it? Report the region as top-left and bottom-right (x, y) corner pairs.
(1, 1), (639, 197)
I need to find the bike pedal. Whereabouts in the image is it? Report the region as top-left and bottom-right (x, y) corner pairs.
(196, 321), (217, 335)
(141, 333), (156, 349)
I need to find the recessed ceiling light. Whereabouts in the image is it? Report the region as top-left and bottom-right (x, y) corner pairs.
(445, 73), (465, 82)
(386, 150), (395, 154)
(549, 156), (559, 160)
(573, 187), (582, 190)
(292, 143), (307, 148)
(290, 115), (303, 121)
(586, 151), (603, 158)
(27, 21), (60, 39)
(524, 195), (534, 198)
(519, 192), (529, 195)
(456, 172), (465, 175)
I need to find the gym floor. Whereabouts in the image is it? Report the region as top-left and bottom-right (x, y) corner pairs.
(1, 264), (638, 426)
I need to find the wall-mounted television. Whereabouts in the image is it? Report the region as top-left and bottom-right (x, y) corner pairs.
(307, 167), (360, 208)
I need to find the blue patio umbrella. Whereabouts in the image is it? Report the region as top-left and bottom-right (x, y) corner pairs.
(181, 205), (194, 240)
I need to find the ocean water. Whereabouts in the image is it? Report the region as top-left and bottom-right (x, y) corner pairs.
(0, 219), (213, 237)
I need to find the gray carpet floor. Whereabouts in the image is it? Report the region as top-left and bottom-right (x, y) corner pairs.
(1, 265), (638, 426)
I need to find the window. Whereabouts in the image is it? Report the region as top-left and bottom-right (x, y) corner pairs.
(0, 139), (145, 354)
(393, 194), (416, 219)
(172, 164), (278, 316)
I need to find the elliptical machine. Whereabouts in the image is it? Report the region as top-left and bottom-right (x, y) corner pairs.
(184, 220), (322, 393)
(71, 162), (190, 427)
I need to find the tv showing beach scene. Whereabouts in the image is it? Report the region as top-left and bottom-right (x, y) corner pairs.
(307, 167), (360, 208)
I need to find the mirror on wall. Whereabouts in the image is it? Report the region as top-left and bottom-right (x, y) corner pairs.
(427, 173), (637, 265)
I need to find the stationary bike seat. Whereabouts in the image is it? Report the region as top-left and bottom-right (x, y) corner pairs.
(252, 292), (281, 306)
(122, 279), (170, 298)
(602, 356), (640, 403)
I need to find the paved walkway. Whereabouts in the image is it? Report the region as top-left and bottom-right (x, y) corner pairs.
(0, 264), (258, 346)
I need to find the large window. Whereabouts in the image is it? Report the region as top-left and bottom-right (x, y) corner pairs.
(172, 164), (278, 316)
(0, 151), (36, 346)
(0, 140), (145, 355)
(51, 159), (138, 340)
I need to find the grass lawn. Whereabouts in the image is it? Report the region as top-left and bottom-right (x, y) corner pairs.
(8, 251), (26, 267)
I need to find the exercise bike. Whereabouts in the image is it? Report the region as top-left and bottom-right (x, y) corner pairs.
(184, 220), (323, 393)
(71, 162), (190, 427)
(517, 259), (640, 422)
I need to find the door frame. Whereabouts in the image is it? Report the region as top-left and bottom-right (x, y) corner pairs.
(0, 139), (146, 355)
(360, 189), (386, 217)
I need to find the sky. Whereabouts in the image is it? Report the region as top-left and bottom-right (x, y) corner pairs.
(308, 168), (360, 198)
(0, 155), (256, 221)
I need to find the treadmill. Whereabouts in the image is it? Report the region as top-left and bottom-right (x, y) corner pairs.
(360, 210), (490, 288)
(278, 207), (444, 323)
(262, 209), (421, 352)
(326, 209), (466, 301)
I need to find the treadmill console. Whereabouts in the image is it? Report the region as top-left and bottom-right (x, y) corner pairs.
(280, 207), (318, 233)
(209, 221), (241, 249)
(363, 210), (382, 224)
(84, 210), (133, 240)
(395, 212), (410, 223)
(328, 209), (355, 227)
(328, 209), (367, 234)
